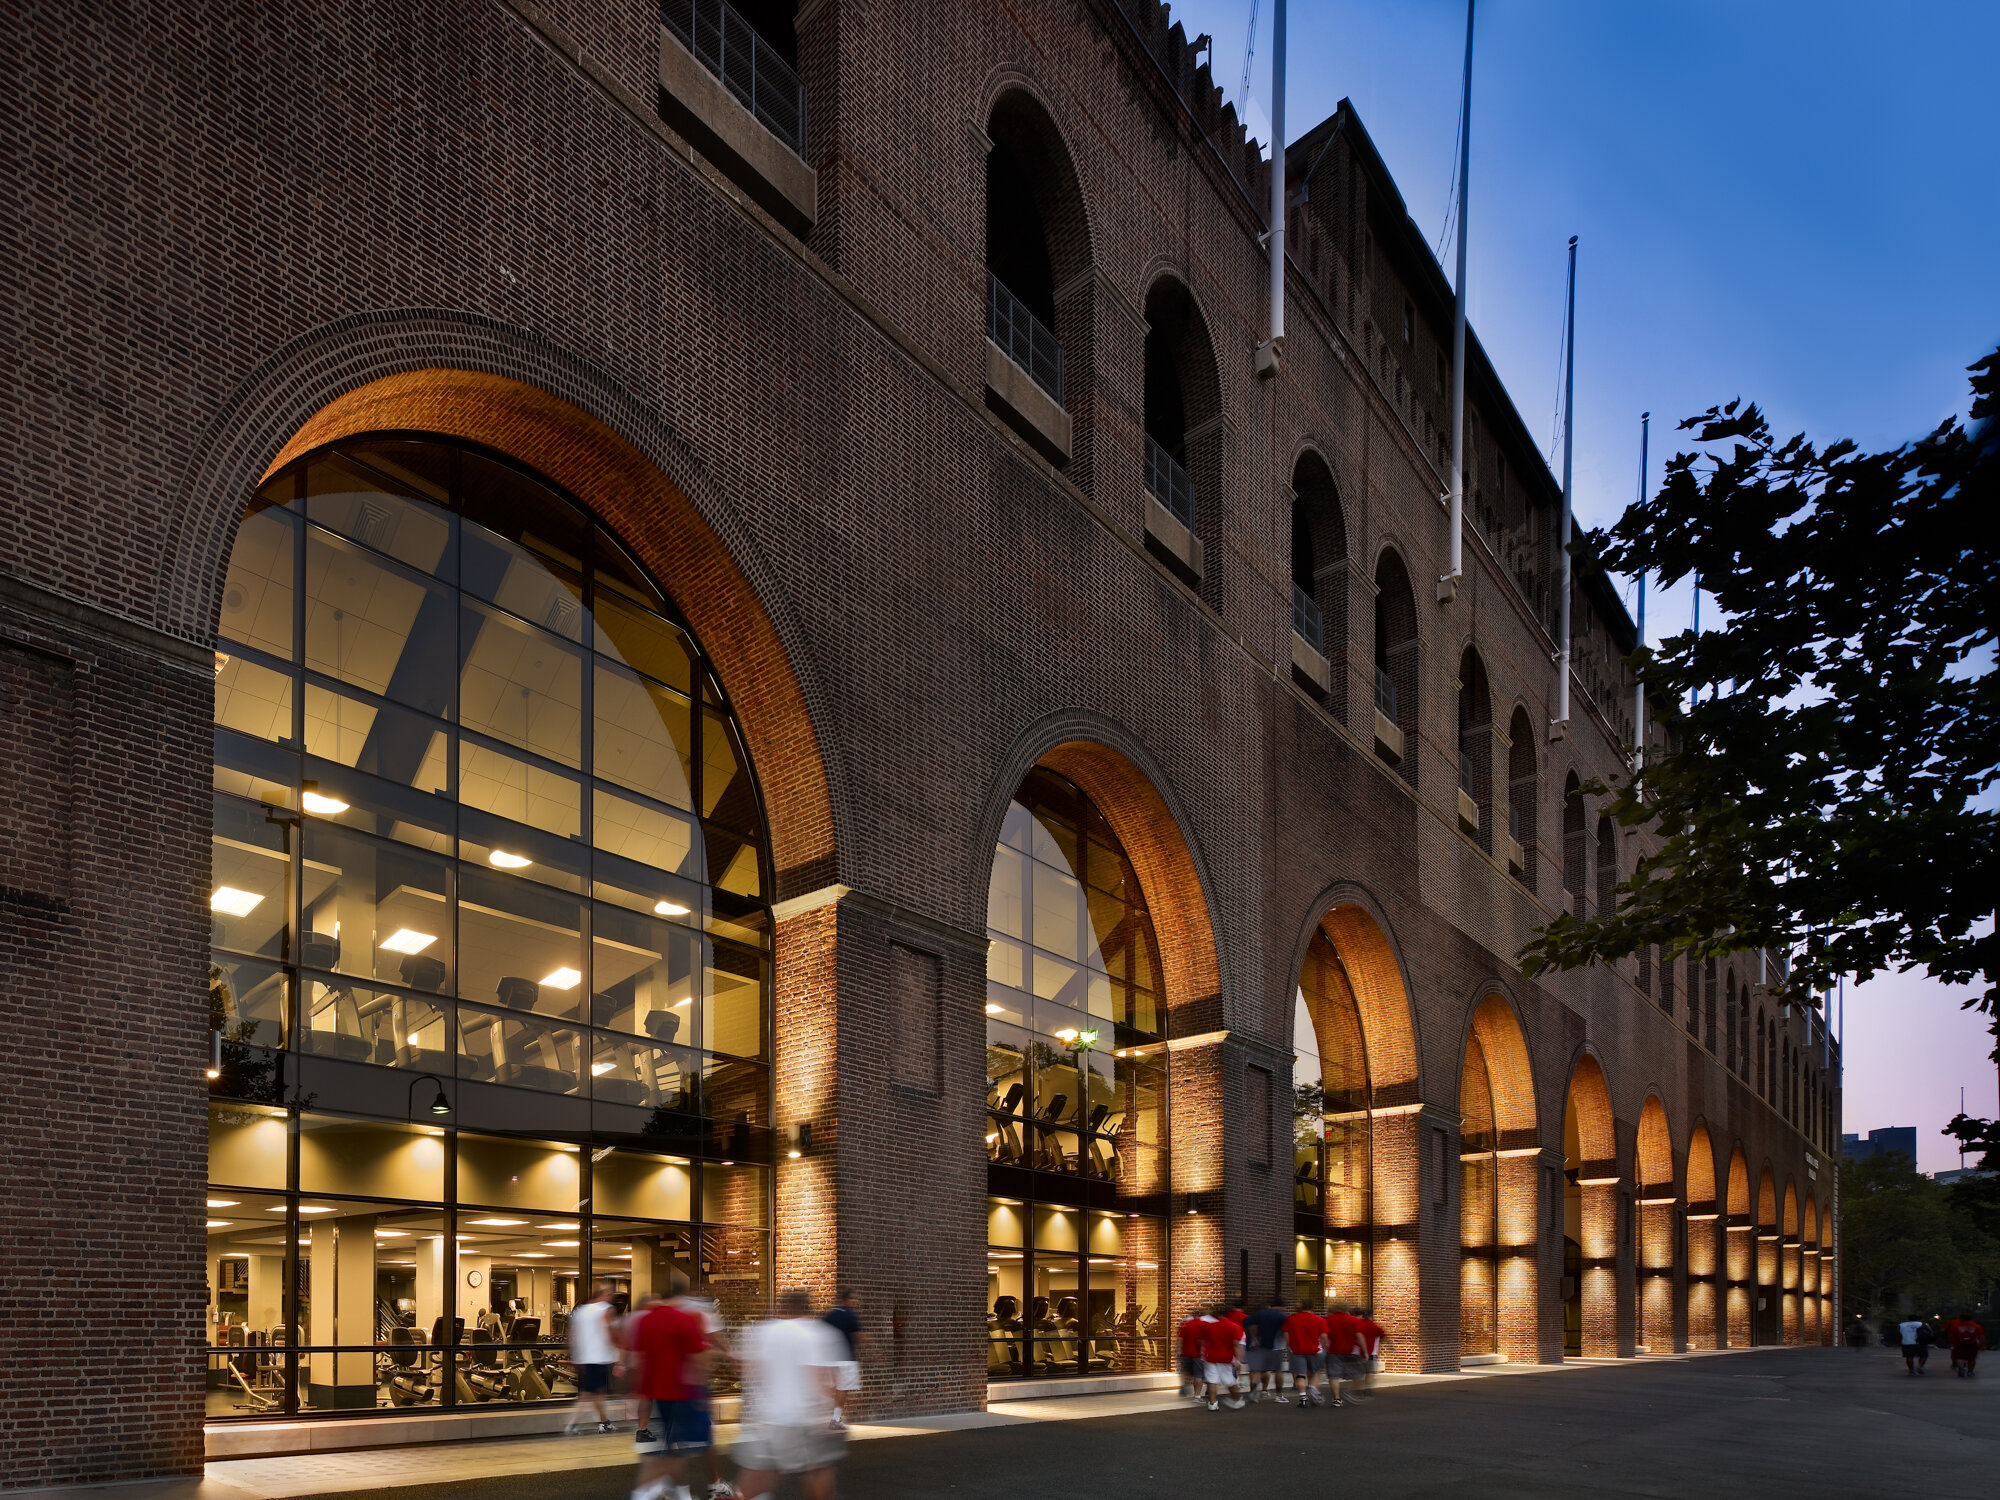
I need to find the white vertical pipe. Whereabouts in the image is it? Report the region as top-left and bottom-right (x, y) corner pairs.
(1446, 0), (1474, 590)
(1268, 0), (1287, 347)
(1554, 235), (1577, 731)
(1633, 411), (1649, 765)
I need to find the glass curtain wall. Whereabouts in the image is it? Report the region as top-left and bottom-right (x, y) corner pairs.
(984, 769), (1168, 1379)
(1292, 932), (1372, 1309)
(207, 436), (773, 1419)
(1459, 1036), (1501, 1356)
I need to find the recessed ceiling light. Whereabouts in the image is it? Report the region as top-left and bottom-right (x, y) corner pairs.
(301, 788), (350, 815)
(590, 1061), (615, 1076)
(542, 1240), (579, 1247)
(207, 1199), (239, 1209)
(210, 886), (264, 917)
(540, 966), (583, 990)
(465, 1218), (527, 1227)
(296, 1206), (336, 1214)
(535, 1223), (580, 1231)
(513, 1252), (552, 1258)
(654, 899), (690, 916)
(374, 1230), (410, 1238)
(488, 850), (532, 869)
(985, 1003), (1004, 1015)
(206, 1220), (229, 1229)
(380, 928), (436, 955)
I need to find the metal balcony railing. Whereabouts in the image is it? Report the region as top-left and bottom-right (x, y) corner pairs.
(662, 0), (808, 158)
(1291, 584), (1323, 654)
(1375, 665), (1398, 723)
(986, 271), (1064, 405)
(1145, 434), (1195, 529)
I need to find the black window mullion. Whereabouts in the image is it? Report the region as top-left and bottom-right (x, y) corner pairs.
(443, 1130), (458, 1410)
(284, 1109), (301, 1415)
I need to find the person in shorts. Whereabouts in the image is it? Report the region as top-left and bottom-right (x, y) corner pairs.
(1176, 1310), (1206, 1397)
(567, 1280), (621, 1434)
(627, 1291), (711, 1500)
(1898, 1316), (1927, 1375)
(1282, 1300), (1328, 1408)
(669, 1284), (733, 1500)
(734, 1288), (849, 1500)
(821, 1288), (865, 1430)
(1197, 1307), (1244, 1410)
(1324, 1304), (1364, 1406)
(1942, 1312), (1986, 1376)
(1241, 1298), (1290, 1402)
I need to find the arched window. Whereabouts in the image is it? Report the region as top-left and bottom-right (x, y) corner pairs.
(1295, 931), (1372, 1307)
(983, 768), (1169, 1382)
(1562, 773), (1587, 912)
(1373, 551), (1419, 785)
(1756, 1007), (1767, 1098)
(1457, 649), (1493, 853)
(985, 91), (1090, 419)
(207, 435), (776, 1415)
(1594, 815), (1617, 923)
(1724, 972), (1739, 1074)
(1290, 453), (1348, 714)
(1142, 278), (1221, 590)
(1506, 706), (1537, 888)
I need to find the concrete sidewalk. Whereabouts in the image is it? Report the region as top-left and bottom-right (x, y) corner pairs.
(6, 1347), (1766, 1500)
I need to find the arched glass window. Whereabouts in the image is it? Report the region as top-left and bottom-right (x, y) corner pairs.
(206, 434), (773, 1419)
(983, 768), (1169, 1382)
(1294, 931), (1372, 1308)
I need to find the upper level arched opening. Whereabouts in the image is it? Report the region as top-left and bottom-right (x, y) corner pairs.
(1142, 276), (1222, 589)
(1561, 772), (1586, 912)
(985, 89), (1091, 415)
(1372, 549), (1419, 786)
(1457, 647), (1493, 852)
(1289, 451), (1348, 714)
(1506, 705), (1537, 889)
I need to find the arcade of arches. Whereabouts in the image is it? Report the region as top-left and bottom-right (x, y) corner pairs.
(200, 393), (1833, 1436)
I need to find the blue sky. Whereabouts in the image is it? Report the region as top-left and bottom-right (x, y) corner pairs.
(1166, 0), (2000, 1167)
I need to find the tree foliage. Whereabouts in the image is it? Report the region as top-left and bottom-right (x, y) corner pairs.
(1521, 349), (1999, 1026)
(1841, 1151), (1998, 1318)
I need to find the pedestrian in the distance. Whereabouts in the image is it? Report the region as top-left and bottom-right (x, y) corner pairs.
(734, 1288), (848, 1500)
(1915, 1318), (1939, 1373)
(1197, 1305), (1245, 1410)
(1942, 1312), (1986, 1377)
(822, 1288), (864, 1430)
(566, 1280), (622, 1434)
(1898, 1315), (1928, 1375)
(1281, 1299), (1328, 1408)
(1241, 1297), (1289, 1402)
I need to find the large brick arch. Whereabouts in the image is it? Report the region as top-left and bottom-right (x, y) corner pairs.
(1465, 992), (1538, 1145)
(1686, 1122), (1722, 1348)
(1562, 1052), (1617, 1175)
(165, 325), (840, 898)
(1635, 1095), (1677, 1352)
(1287, 892), (1421, 1106)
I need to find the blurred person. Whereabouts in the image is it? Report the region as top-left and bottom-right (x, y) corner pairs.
(566, 1281), (621, 1434)
(1897, 1315), (1928, 1375)
(734, 1288), (849, 1500)
(821, 1288), (865, 1431)
(1942, 1312), (1986, 1376)
(1197, 1305), (1244, 1411)
(1282, 1299), (1328, 1408)
(1176, 1308), (1206, 1397)
(1241, 1297), (1289, 1401)
(627, 1291), (712, 1500)
(670, 1283), (734, 1500)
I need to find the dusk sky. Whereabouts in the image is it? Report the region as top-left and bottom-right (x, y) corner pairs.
(1169, 0), (2000, 1168)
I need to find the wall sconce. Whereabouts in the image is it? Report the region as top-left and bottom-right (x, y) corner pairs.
(783, 1121), (814, 1159)
(207, 1029), (222, 1080)
(405, 1072), (452, 1120)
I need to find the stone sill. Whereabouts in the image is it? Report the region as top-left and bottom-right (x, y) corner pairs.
(1502, 833), (1524, 873)
(985, 340), (1071, 464)
(207, 1398), (743, 1458)
(659, 27), (815, 236)
(1290, 632), (1331, 693)
(989, 1370), (1181, 1403)
(1373, 709), (1403, 764)
(1143, 494), (1203, 586)
(1457, 787), (1480, 831)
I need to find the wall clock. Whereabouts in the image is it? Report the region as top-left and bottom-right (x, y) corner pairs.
(466, 1270), (484, 1288)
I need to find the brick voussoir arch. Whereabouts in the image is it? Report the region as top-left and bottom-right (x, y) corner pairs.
(1456, 984), (1540, 1147)
(160, 309), (843, 898)
(1283, 882), (1422, 1106)
(977, 709), (1224, 1024)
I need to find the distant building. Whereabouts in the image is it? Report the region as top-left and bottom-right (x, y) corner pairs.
(1843, 1127), (1918, 1162)
(1933, 1167), (1995, 1187)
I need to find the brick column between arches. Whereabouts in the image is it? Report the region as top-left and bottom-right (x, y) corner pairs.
(1782, 1235), (1802, 1345)
(1725, 1221), (1755, 1347)
(1639, 1200), (1677, 1352)
(1686, 1214), (1723, 1350)
(1579, 1180), (1622, 1358)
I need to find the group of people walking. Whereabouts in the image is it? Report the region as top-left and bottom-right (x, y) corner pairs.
(1177, 1298), (1385, 1411)
(1877, 1314), (1987, 1377)
(565, 1280), (865, 1500)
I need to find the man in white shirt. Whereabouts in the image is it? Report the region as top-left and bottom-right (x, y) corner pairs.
(1898, 1317), (1930, 1375)
(733, 1288), (848, 1500)
(566, 1281), (621, 1434)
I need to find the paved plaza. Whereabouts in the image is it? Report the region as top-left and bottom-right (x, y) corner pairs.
(20, 1348), (1995, 1500)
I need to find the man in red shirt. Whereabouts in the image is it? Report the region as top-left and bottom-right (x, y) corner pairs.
(1942, 1312), (1986, 1377)
(626, 1292), (712, 1500)
(1176, 1311), (1206, 1397)
(1197, 1307), (1245, 1410)
(1281, 1301), (1328, 1408)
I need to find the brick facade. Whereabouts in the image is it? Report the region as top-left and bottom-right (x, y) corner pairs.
(1, 0), (1836, 1484)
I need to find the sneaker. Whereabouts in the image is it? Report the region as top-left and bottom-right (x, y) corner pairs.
(1332, 1396), (1344, 1407)
(829, 1415), (848, 1432)
(1224, 1397), (1246, 1410)
(1207, 1400), (1219, 1411)
(1276, 1395), (1290, 1405)
(707, 1485), (736, 1499)
(599, 1422), (615, 1433)
(636, 1428), (656, 1443)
